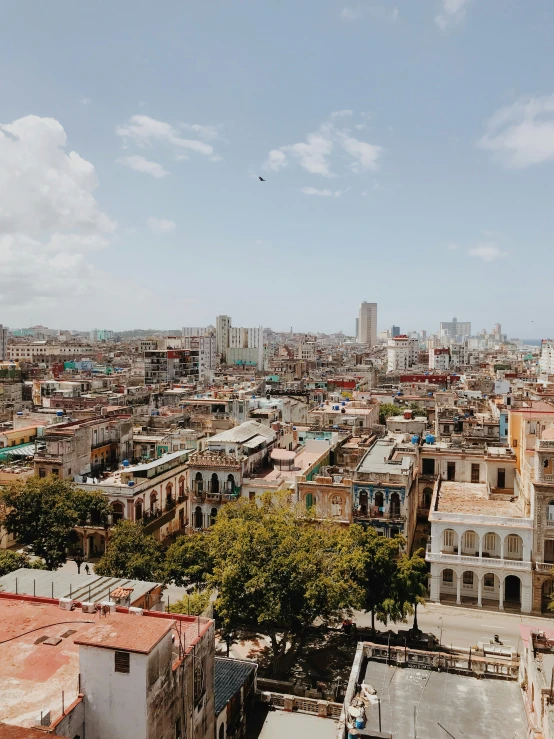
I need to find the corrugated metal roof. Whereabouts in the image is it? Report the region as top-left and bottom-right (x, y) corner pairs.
(209, 421), (275, 444)
(242, 434), (268, 449)
(214, 657), (256, 715)
(0, 568), (161, 605)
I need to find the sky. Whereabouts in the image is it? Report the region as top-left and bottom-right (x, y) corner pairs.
(1, 0), (554, 337)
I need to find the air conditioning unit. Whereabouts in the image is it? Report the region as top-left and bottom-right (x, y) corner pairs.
(59, 598), (75, 611)
(81, 601), (96, 614)
(129, 606), (143, 616)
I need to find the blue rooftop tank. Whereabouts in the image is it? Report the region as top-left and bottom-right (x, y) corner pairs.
(127, 480), (135, 487)
(16, 411), (23, 416)
(428, 392), (433, 396)
(411, 435), (419, 444)
(122, 460), (130, 467)
(426, 434), (435, 444)
(56, 410), (64, 417)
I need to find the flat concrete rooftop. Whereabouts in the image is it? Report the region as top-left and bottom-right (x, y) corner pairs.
(254, 709), (337, 739)
(362, 660), (526, 739)
(436, 480), (523, 517)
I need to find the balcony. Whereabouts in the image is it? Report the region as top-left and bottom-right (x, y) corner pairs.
(425, 550), (532, 571)
(536, 562), (554, 573)
(142, 506), (176, 535)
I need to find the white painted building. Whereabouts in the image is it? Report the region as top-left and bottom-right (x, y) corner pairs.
(540, 340), (554, 376)
(440, 317), (471, 340)
(429, 348), (450, 371)
(182, 326), (213, 337)
(427, 479), (533, 613)
(181, 335), (216, 380)
(358, 302), (377, 346)
(387, 335), (418, 372)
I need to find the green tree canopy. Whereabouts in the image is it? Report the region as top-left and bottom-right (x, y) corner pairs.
(174, 494), (360, 676)
(169, 588), (213, 617)
(164, 532), (214, 588)
(392, 548), (428, 630)
(95, 520), (166, 582)
(0, 476), (111, 570)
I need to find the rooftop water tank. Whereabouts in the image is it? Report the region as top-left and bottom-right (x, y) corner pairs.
(122, 460), (130, 467)
(127, 480), (135, 487)
(342, 401), (346, 406)
(411, 435), (419, 444)
(428, 392), (433, 397)
(292, 426), (296, 430)
(16, 411), (23, 416)
(426, 434), (435, 444)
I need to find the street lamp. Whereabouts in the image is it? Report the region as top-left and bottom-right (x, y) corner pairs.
(438, 616), (443, 648)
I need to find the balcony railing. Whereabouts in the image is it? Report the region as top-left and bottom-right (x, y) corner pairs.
(429, 510), (533, 528)
(142, 506), (176, 535)
(536, 562), (554, 573)
(425, 550), (532, 570)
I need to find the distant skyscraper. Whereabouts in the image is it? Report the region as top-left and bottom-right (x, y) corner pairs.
(355, 317), (359, 340)
(439, 317), (471, 340)
(391, 325), (400, 338)
(216, 315), (231, 357)
(358, 302), (377, 346)
(0, 324), (7, 361)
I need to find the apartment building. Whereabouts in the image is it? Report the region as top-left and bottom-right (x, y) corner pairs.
(430, 347), (450, 371)
(440, 317), (471, 340)
(358, 302), (377, 346)
(387, 335), (418, 372)
(181, 335), (216, 380)
(144, 348), (200, 384)
(540, 340), (554, 376)
(0, 324), (7, 361)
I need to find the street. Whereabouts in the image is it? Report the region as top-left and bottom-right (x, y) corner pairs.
(355, 601), (554, 650)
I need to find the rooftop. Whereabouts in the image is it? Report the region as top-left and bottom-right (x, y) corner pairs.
(208, 421), (275, 445)
(357, 439), (412, 476)
(436, 481), (522, 517)
(74, 613), (173, 654)
(214, 657), (256, 716)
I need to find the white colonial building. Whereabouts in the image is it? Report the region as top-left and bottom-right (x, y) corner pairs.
(427, 479), (534, 613)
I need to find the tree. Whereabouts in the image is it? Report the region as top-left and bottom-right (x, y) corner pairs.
(95, 521), (166, 582)
(164, 532), (214, 588)
(0, 476), (111, 570)
(344, 525), (403, 632)
(392, 549), (428, 631)
(379, 403), (402, 424)
(170, 588), (213, 616)
(0, 549), (47, 577)
(200, 495), (358, 677)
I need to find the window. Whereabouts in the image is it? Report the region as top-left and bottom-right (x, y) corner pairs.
(545, 540), (554, 563)
(471, 464), (480, 483)
(447, 462), (456, 481)
(463, 531), (475, 550)
(442, 569), (453, 583)
(38, 468), (46, 479)
(175, 717), (182, 739)
(115, 650), (130, 674)
(51, 468), (59, 476)
(422, 458), (435, 476)
(463, 571), (474, 586)
(506, 535), (521, 554)
(483, 533), (496, 551)
(513, 439), (518, 448)
(484, 574), (495, 588)
(548, 501), (554, 522)
(443, 529), (454, 548)
(194, 657), (206, 703)
(497, 468), (506, 489)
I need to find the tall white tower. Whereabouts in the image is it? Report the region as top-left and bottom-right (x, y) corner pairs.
(358, 303), (377, 346)
(216, 315), (231, 359)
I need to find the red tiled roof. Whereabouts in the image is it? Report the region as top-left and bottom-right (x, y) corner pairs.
(0, 724), (69, 739)
(74, 613), (174, 654)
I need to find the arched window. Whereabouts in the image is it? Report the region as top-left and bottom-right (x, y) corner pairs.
(390, 492), (401, 518)
(548, 500), (554, 522)
(195, 472), (203, 493)
(359, 490), (368, 515)
(150, 492), (158, 514)
(210, 507), (218, 526)
(194, 506), (203, 530)
(331, 495), (343, 518)
(227, 474), (235, 493)
(211, 473), (219, 495)
(422, 487), (432, 508)
(219, 723), (225, 739)
(166, 483), (173, 506)
(112, 502), (124, 523)
(374, 491), (384, 511)
(179, 476), (185, 498)
(135, 500), (143, 520)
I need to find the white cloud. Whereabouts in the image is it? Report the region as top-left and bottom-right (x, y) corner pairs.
(341, 7), (356, 21)
(468, 243), (507, 262)
(118, 154), (169, 178)
(301, 187), (341, 197)
(147, 217), (176, 234)
(392, 7), (399, 21)
(264, 115), (383, 177)
(116, 114), (215, 156)
(265, 149), (288, 172)
(182, 123), (224, 142)
(330, 109), (354, 119)
(435, 0), (471, 30)
(80, 97), (92, 106)
(0, 115), (116, 307)
(478, 95), (554, 168)
(339, 134), (383, 172)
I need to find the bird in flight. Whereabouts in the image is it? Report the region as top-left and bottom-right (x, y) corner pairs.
(259, 176), (266, 181)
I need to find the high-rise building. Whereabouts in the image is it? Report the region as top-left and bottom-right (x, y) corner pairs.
(89, 329), (114, 343)
(391, 325), (400, 338)
(0, 324), (7, 361)
(387, 335), (418, 371)
(358, 302), (377, 346)
(355, 317), (359, 341)
(439, 317), (471, 340)
(216, 315), (231, 357)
